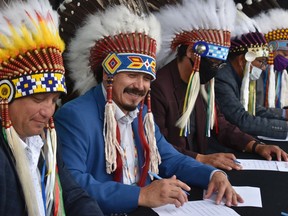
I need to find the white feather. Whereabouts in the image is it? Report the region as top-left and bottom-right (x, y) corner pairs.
(67, 5), (161, 95)
(232, 10), (260, 38)
(255, 8), (288, 36)
(155, 0), (236, 69)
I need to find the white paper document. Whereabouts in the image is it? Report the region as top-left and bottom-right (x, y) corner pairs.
(257, 135), (288, 142)
(204, 186), (262, 207)
(237, 159), (288, 172)
(152, 200), (240, 216)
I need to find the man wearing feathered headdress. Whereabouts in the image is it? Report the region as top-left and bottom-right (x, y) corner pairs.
(215, 10), (288, 141)
(149, 0), (287, 172)
(0, 0), (104, 215)
(54, 0), (243, 214)
(254, 8), (288, 112)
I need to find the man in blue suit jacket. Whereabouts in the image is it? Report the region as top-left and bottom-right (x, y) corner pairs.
(55, 0), (243, 215)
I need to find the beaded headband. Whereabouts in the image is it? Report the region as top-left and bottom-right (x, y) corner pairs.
(269, 40), (288, 51)
(230, 32), (269, 60)
(102, 53), (156, 80)
(192, 42), (230, 61)
(0, 1), (66, 103)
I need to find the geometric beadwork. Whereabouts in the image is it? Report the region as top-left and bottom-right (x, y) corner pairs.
(102, 53), (156, 80)
(269, 40), (288, 51)
(193, 41), (229, 61)
(206, 44), (229, 61)
(102, 53), (122, 74)
(11, 73), (66, 99)
(0, 79), (14, 102)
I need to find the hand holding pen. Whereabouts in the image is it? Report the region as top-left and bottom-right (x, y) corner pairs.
(196, 153), (242, 171)
(138, 172), (190, 208)
(148, 171), (190, 195)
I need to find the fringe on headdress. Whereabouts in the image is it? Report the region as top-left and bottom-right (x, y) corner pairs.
(153, 0), (236, 136)
(59, 0), (161, 183)
(0, 0), (66, 214)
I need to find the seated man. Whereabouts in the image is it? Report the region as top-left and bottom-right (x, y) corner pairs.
(149, 1), (288, 171)
(215, 9), (288, 140)
(55, 0), (243, 215)
(0, 0), (103, 215)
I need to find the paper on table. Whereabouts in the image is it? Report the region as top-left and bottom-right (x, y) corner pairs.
(276, 161), (288, 172)
(257, 135), (288, 142)
(204, 186), (262, 207)
(152, 200), (240, 216)
(237, 159), (288, 172)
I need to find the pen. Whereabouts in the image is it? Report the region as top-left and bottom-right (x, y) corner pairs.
(233, 159), (241, 165)
(148, 171), (190, 196)
(281, 212), (288, 216)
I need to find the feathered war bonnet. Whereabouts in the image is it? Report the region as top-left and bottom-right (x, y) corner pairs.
(150, 0), (236, 137)
(230, 11), (269, 115)
(58, 0), (161, 186)
(234, 0), (280, 17)
(0, 0), (66, 215)
(254, 8), (288, 108)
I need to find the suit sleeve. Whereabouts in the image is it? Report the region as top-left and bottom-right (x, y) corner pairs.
(215, 64), (288, 139)
(57, 141), (104, 216)
(54, 103), (141, 215)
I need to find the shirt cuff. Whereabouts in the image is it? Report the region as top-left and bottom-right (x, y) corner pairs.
(209, 170), (227, 181)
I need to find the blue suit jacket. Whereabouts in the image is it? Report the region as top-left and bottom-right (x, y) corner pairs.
(54, 84), (216, 215)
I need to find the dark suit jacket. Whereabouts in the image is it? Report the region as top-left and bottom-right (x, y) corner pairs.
(0, 128), (104, 216)
(0, 131), (26, 216)
(215, 62), (288, 139)
(151, 59), (254, 158)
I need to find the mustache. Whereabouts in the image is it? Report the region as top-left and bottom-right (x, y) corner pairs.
(124, 88), (146, 97)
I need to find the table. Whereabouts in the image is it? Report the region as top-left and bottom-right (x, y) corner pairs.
(128, 140), (288, 216)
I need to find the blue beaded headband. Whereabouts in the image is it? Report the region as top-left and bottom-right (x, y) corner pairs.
(193, 41), (229, 61)
(102, 53), (156, 80)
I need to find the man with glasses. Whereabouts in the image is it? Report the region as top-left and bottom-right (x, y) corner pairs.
(150, 0), (288, 171)
(215, 11), (288, 141)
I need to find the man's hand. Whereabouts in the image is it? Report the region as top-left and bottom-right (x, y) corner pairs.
(138, 175), (190, 208)
(255, 144), (288, 161)
(204, 171), (244, 206)
(196, 153), (242, 171)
